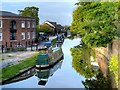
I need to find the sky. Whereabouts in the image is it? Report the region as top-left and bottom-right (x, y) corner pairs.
(1, 0), (78, 26)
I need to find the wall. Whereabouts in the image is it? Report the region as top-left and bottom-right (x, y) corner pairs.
(95, 39), (120, 89)
(1, 16), (36, 47)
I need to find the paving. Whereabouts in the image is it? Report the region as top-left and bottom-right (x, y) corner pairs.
(0, 51), (37, 69)
(0, 36), (57, 69)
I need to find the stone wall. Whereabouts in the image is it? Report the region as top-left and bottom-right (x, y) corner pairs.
(95, 39), (120, 88)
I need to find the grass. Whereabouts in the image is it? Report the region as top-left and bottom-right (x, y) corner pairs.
(0, 52), (39, 81)
(0, 57), (4, 60)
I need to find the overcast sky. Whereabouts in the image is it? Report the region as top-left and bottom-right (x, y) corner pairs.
(1, 0), (78, 26)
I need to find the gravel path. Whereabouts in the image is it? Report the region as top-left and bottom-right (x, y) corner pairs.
(0, 51), (38, 69)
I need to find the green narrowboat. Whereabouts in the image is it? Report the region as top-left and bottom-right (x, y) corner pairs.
(36, 60), (63, 85)
(36, 47), (63, 68)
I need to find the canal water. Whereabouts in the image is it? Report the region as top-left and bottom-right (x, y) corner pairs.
(1, 38), (86, 88)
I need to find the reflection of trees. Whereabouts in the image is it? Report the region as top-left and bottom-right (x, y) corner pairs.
(71, 44), (96, 78)
(82, 70), (110, 89)
(71, 44), (110, 89)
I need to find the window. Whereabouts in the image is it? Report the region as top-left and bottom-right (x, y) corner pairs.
(21, 32), (25, 40)
(0, 32), (2, 41)
(0, 20), (2, 28)
(10, 32), (16, 40)
(27, 21), (30, 28)
(10, 20), (16, 29)
(27, 32), (30, 39)
(32, 32), (35, 39)
(32, 22), (35, 28)
(21, 21), (25, 28)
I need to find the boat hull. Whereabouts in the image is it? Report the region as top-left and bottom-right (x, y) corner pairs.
(36, 53), (63, 69)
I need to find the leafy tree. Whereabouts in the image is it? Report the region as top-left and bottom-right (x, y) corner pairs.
(38, 25), (53, 34)
(64, 26), (70, 31)
(18, 6), (39, 25)
(71, 2), (119, 47)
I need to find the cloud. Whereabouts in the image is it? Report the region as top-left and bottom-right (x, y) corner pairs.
(2, 2), (76, 25)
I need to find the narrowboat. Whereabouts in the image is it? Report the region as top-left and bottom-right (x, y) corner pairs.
(36, 47), (63, 68)
(36, 60), (63, 85)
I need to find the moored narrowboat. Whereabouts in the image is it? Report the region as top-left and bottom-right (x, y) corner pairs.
(36, 47), (63, 68)
(36, 60), (63, 85)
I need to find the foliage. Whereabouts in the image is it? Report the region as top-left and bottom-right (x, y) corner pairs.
(109, 55), (118, 87)
(18, 6), (39, 25)
(51, 38), (57, 47)
(71, 44), (96, 78)
(38, 25), (53, 34)
(71, 2), (120, 47)
(82, 69), (110, 89)
(64, 26), (70, 31)
(1, 53), (38, 80)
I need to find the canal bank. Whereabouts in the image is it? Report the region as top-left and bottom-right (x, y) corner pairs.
(0, 36), (57, 82)
(0, 52), (39, 81)
(94, 39), (120, 89)
(1, 38), (86, 88)
(71, 38), (120, 89)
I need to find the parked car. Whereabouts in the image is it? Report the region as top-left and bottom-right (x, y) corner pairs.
(39, 33), (49, 41)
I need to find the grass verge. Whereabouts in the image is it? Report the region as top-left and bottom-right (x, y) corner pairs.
(0, 52), (39, 81)
(0, 57), (4, 61)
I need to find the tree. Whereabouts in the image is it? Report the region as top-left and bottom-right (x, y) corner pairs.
(64, 26), (70, 31)
(18, 6), (39, 25)
(38, 25), (53, 35)
(71, 2), (119, 47)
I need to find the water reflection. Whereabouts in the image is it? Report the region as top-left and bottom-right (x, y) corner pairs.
(71, 44), (97, 78)
(36, 60), (63, 86)
(71, 44), (111, 89)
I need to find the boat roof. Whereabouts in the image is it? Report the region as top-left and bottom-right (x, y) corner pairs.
(52, 47), (61, 52)
(45, 41), (51, 44)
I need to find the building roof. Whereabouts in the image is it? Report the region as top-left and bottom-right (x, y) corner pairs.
(56, 24), (64, 30)
(48, 21), (57, 26)
(0, 11), (19, 17)
(44, 20), (64, 30)
(44, 20), (57, 28)
(0, 11), (35, 19)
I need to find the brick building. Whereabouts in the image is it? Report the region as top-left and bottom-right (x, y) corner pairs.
(0, 11), (36, 48)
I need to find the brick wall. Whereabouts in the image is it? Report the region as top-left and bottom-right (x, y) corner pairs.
(0, 16), (36, 47)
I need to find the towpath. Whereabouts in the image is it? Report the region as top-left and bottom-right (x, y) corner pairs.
(0, 36), (56, 69)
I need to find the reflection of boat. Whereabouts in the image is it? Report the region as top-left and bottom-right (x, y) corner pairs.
(36, 47), (63, 69)
(36, 60), (63, 85)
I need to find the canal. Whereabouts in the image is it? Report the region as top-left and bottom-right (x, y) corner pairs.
(1, 38), (86, 88)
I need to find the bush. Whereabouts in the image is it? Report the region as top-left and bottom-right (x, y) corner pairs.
(109, 55), (118, 87)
